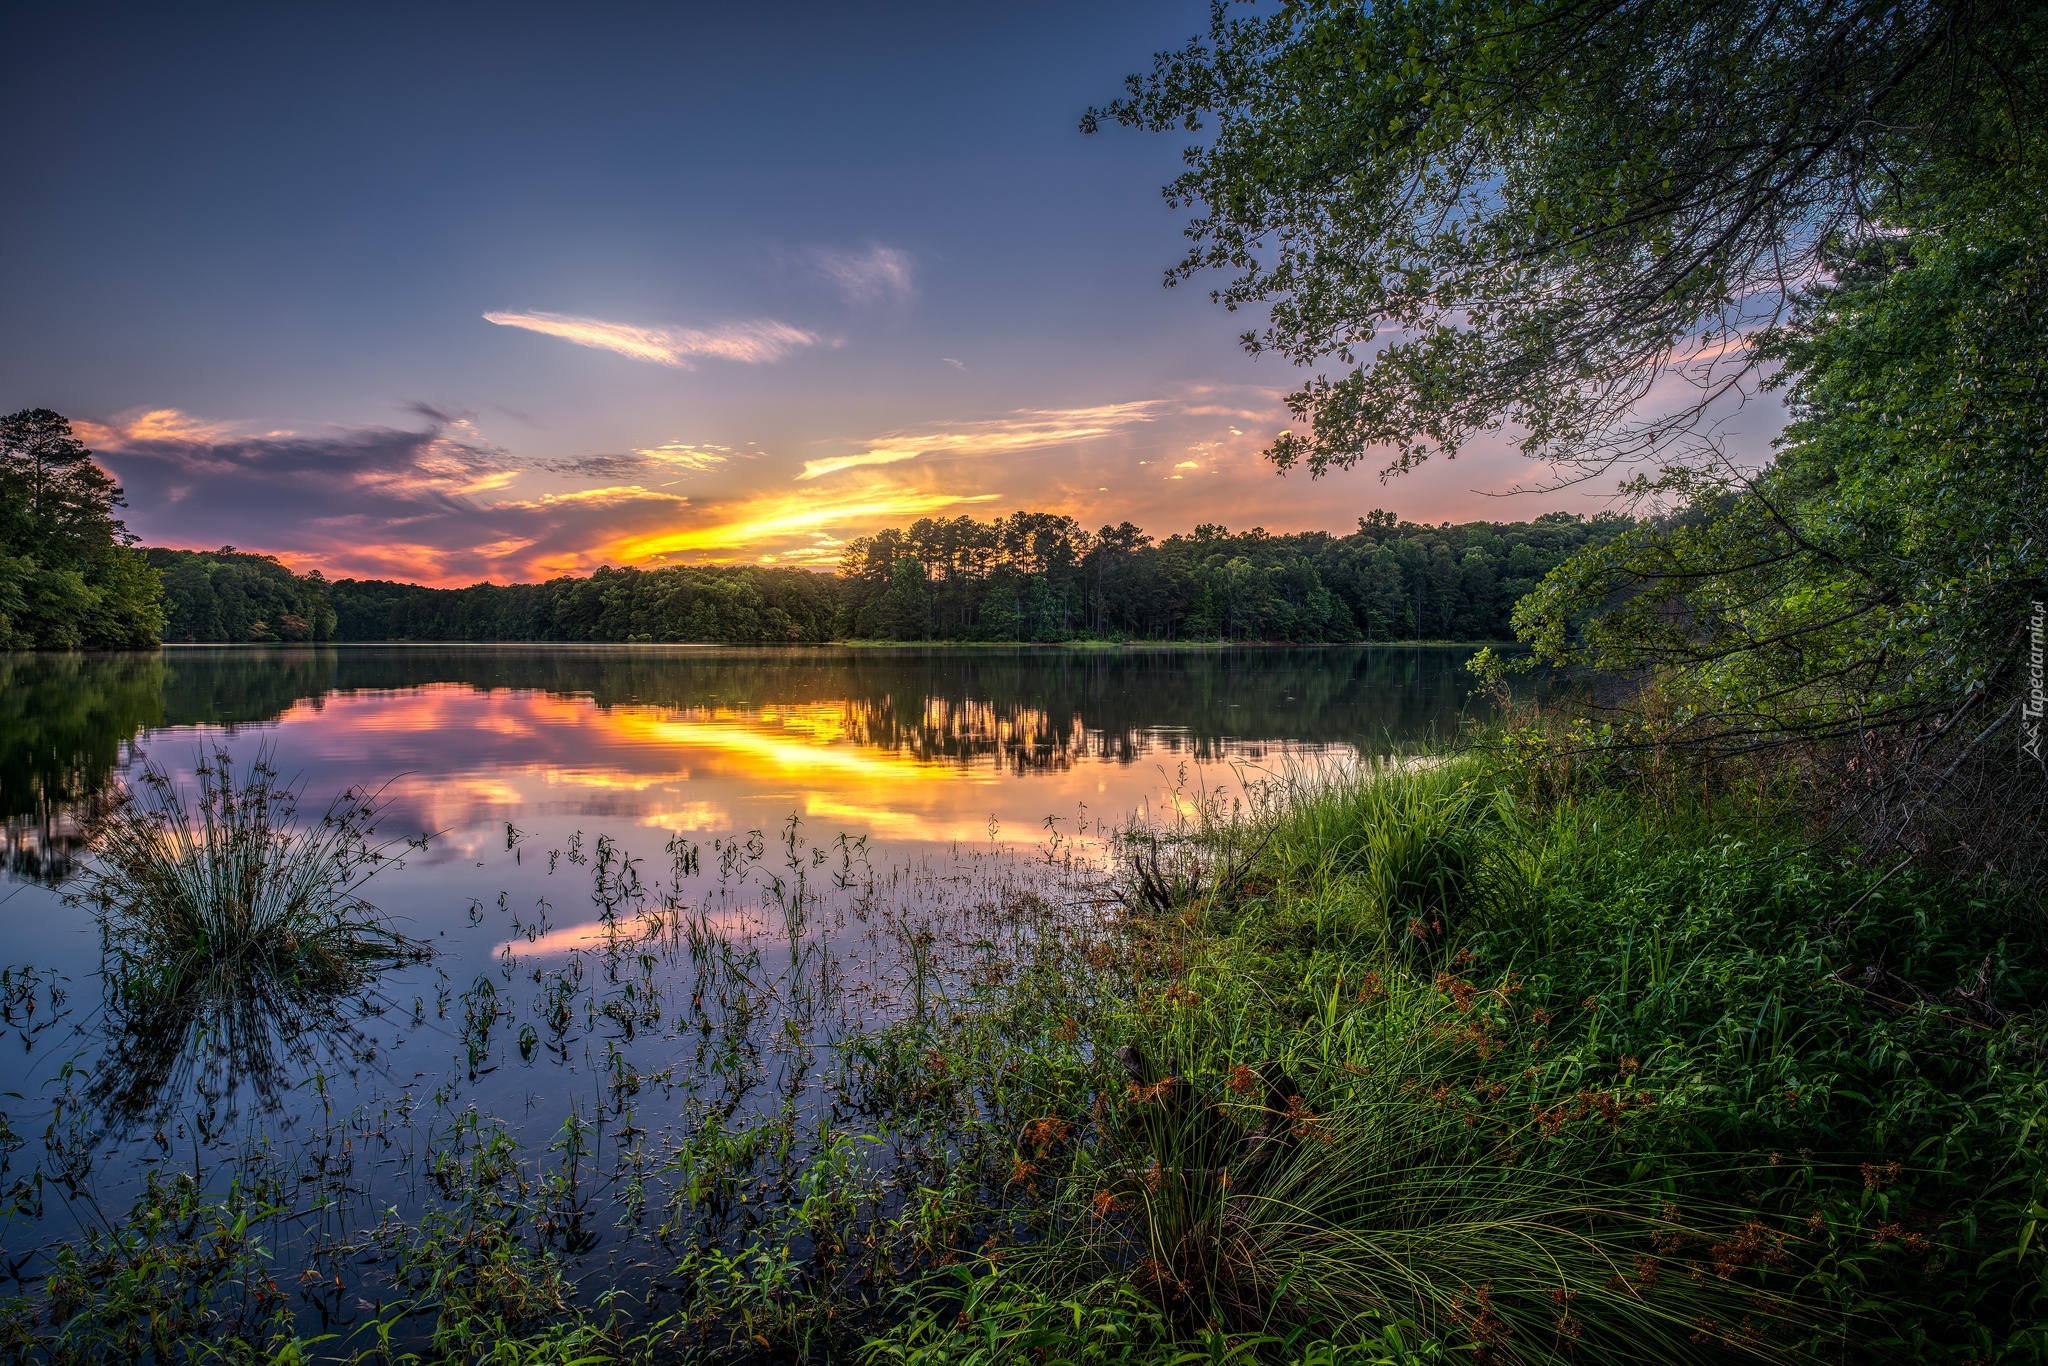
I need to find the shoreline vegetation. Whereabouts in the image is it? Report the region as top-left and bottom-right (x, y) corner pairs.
(4, 741), (2044, 1363)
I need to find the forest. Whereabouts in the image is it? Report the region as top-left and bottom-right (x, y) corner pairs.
(140, 510), (1625, 645)
(2, 406), (1623, 649)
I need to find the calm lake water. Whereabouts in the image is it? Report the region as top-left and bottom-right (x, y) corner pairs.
(0, 644), (1493, 1339)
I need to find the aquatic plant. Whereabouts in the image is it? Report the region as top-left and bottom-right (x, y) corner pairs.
(73, 748), (423, 998)
(63, 749), (427, 1123)
(5, 744), (2044, 1364)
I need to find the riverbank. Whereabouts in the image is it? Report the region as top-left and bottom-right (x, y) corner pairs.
(5, 744), (2041, 1363)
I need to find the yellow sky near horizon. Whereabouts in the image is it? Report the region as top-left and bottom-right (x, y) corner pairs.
(80, 384), (1646, 586)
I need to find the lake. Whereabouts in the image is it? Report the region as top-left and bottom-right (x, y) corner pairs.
(0, 644), (1494, 1345)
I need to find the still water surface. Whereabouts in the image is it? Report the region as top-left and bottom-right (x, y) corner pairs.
(0, 644), (1490, 1334)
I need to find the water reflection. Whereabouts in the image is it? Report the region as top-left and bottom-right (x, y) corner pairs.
(1, 644), (1496, 887)
(87, 956), (394, 1135)
(0, 654), (168, 883)
(0, 644), (1509, 1344)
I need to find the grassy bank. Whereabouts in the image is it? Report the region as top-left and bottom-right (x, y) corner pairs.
(5, 752), (2043, 1363)
(850, 757), (2047, 1364)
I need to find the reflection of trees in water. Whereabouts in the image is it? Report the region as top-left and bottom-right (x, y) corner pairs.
(852, 697), (1073, 771)
(643, 648), (1486, 772)
(4, 645), (1498, 877)
(0, 649), (343, 885)
(0, 654), (168, 884)
(86, 958), (386, 1139)
(294, 645), (1488, 767)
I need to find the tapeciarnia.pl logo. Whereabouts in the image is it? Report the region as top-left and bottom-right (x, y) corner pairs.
(2025, 600), (2045, 764)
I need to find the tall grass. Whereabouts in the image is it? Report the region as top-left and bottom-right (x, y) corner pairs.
(75, 748), (419, 992)
(70, 749), (426, 1121)
(866, 753), (2048, 1363)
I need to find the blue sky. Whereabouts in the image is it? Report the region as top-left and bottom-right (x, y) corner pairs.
(0, 2), (1769, 583)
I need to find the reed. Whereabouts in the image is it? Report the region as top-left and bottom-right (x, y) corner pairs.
(74, 748), (421, 999)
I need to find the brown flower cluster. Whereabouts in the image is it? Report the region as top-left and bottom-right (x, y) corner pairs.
(1436, 972), (1480, 1014)
(1530, 1086), (1649, 1138)
(1870, 1222), (1931, 1253)
(1709, 1219), (1791, 1280)
(1283, 1094), (1335, 1146)
(1448, 1282), (1511, 1362)
(1126, 1076), (1178, 1105)
(1021, 1116), (1072, 1155)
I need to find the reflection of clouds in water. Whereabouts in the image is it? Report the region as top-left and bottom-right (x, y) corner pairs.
(503, 903), (760, 957)
(802, 794), (1003, 846)
(121, 673), (1384, 870)
(631, 800), (728, 832)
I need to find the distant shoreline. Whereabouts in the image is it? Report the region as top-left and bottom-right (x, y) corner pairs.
(132, 637), (1520, 651)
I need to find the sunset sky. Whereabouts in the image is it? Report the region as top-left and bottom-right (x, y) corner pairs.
(1, 3), (1786, 586)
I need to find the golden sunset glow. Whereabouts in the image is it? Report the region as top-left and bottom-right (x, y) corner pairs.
(251, 680), (1300, 893)
(82, 382), (1580, 588)
(607, 487), (1000, 564)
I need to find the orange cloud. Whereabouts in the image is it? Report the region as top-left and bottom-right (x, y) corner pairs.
(75, 409), (243, 446)
(607, 486), (1000, 563)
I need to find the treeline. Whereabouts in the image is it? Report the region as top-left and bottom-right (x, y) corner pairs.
(136, 510), (1626, 644)
(0, 411), (1630, 647)
(147, 548), (338, 642)
(324, 565), (842, 643)
(136, 511), (1622, 647)
(836, 510), (1625, 642)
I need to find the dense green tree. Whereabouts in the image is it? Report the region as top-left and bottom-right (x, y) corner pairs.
(1088, 0), (2043, 476)
(1093, 0), (2046, 770)
(324, 563), (841, 643)
(1516, 210), (2048, 749)
(136, 510), (1615, 646)
(835, 509), (1622, 642)
(0, 409), (163, 648)
(146, 547), (337, 642)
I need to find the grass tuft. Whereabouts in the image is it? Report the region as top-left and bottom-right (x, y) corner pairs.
(74, 747), (421, 996)
(68, 747), (428, 1123)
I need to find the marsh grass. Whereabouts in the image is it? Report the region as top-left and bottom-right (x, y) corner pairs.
(64, 748), (428, 1125)
(74, 748), (424, 998)
(7, 748), (2046, 1363)
(862, 755), (2048, 1364)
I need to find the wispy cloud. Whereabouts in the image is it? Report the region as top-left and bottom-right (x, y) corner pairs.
(797, 449), (922, 480)
(76, 408), (242, 446)
(75, 407), (707, 585)
(533, 442), (733, 481)
(496, 485), (687, 510)
(81, 380), (1582, 585)
(636, 441), (732, 472)
(79, 406), (1010, 583)
(797, 402), (1164, 481)
(806, 244), (914, 305)
(483, 310), (818, 368)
